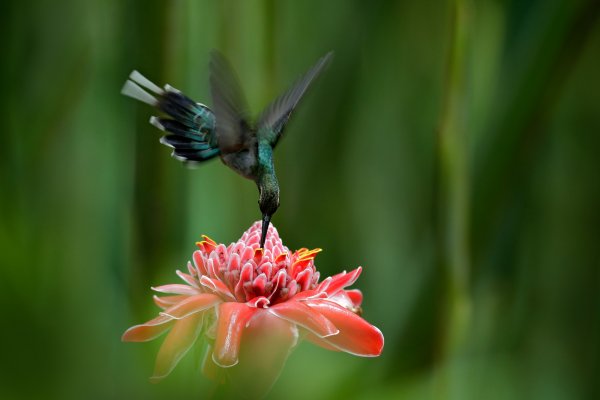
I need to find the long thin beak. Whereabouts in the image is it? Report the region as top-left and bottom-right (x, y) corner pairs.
(260, 214), (271, 249)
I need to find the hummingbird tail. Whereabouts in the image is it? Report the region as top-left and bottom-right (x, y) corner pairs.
(122, 70), (221, 163)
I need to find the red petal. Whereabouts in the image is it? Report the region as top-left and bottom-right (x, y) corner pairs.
(304, 300), (383, 356)
(346, 289), (363, 307)
(199, 276), (235, 300)
(160, 293), (222, 319)
(322, 267), (362, 295)
(122, 314), (174, 342)
(152, 284), (200, 296)
(274, 251), (288, 264)
(193, 251), (208, 275)
(202, 235), (217, 246)
(212, 303), (257, 367)
(269, 300), (338, 338)
(253, 248), (263, 263)
(150, 312), (204, 382)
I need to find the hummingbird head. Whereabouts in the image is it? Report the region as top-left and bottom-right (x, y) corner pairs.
(258, 179), (280, 248)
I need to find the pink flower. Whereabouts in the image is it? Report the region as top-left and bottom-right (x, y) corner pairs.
(123, 222), (383, 385)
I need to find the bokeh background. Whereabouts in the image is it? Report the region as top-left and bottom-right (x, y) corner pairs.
(1, 0), (599, 399)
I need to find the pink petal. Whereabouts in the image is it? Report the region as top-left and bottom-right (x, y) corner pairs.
(176, 270), (199, 287)
(150, 312), (204, 382)
(240, 245), (255, 264)
(122, 314), (174, 342)
(295, 267), (314, 291)
(246, 296), (270, 308)
(212, 303), (257, 367)
(304, 300), (383, 357)
(153, 295), (188, 309)
(160, 293), (222, 319)
(321, 267), (362, 296)
(199, 276), (235, 301)
(292, 289), (328, 301)
(252, 273), (268, 295)
(268, 269), (287, 301)
(328, 290), (363, 311)
(316, 276), (332, 293)
(304, 333), (340, 352)
(224, 311), (298, 397)
(228, 252), (241, 272)
(152, 284), (200, 296)
(269, 300), (338, 338)
(235, 262), (254, 300)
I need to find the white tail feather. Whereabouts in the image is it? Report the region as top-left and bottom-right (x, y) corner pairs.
(164, 84), (181, 93)
(149, 116), (165, 131)
(121, 80), (158, 106)
(129, 70), (163, 94)
(159, 136), (174, 148)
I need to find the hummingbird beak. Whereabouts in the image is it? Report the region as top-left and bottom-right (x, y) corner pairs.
(260, 214), (271, 249)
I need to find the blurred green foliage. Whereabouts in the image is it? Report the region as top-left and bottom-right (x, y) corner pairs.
(1, 0), (599, 399)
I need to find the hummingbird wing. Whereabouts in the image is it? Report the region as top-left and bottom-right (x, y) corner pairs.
(209, 50), (254, 153)
(257, 51), (333, 147)
(122, 70), (220, 164)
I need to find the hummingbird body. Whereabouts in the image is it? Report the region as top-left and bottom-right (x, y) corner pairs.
(122, 51), (332, 247)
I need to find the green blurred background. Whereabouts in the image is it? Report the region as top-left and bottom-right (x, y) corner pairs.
(1, 0), (599, 399)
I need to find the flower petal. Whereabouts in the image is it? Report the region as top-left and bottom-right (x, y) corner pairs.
(122, 314), (174, 342)
(152, 284), (200, 296)
(304, 300), (383, 356)
(319, 267), (362, 296)
(212, 303), (257, 367)
(199, 276), (236, 301)
(193, 250), (208, 275)
(150, 312), (204, 382)
(226, 311), (298, 398)
(328, 290), (363, 312)
(346, 289), (363, 307)
(176, 270), (198, 287)
(160, 293), (222, 319)
(292, 289), (328, 302)
(201, 344), (225, 383)
(153, 295), (188, 309)
(246, 296), (270, 308)
(269, 300), (338, 338)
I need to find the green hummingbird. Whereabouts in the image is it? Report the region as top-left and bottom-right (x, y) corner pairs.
(122, 50), (333, 248)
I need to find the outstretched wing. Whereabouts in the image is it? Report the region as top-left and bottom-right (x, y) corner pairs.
(257, 51), (333, 147)
(209, 50), (253, 153)
(122, 70), (220, 164)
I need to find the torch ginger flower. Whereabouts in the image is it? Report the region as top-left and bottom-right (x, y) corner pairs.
(123, 221), (383, 385)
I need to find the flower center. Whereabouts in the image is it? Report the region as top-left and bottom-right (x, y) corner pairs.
(194, 222), (321, 306)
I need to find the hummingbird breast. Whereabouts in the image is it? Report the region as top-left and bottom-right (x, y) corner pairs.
(220, 147), (258, 180)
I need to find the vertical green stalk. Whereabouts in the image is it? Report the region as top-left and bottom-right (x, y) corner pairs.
(436, 0), (471, 374)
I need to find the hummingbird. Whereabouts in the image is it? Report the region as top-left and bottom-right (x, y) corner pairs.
(121, 50), (333, 248)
